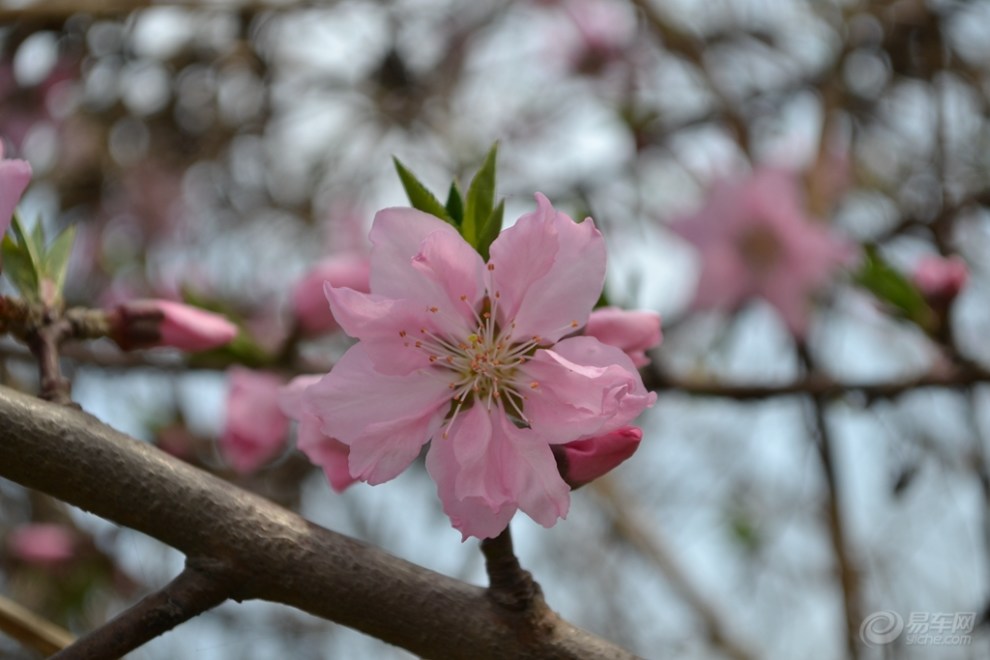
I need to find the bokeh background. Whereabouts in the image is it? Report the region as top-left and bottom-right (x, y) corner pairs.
(3, 0), (990, 658)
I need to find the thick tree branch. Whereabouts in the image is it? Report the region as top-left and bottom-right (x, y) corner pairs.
(0, 384), (636, 659)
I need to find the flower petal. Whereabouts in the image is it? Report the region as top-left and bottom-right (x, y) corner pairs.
(492, 412), (570, 529)
(521, 336), (656, 443)
(291, 253), (370, 334)
(409, 228), (486, 330)
(280, 375), (356, 492)
(0, 157), (32, 237)
(370, 207), (483, 316)
(305, 344), (453, 484)
(446, 405), (510, 506)
(325, 285), (438, 375)
(427, 448), (517, 541)
(278, 375), (322, 420)
(297, 416), (356, 493)
(584, 307), (662, 367)
(488, 193), (606, 343)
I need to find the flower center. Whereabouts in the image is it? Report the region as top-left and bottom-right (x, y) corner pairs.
(409, 296), (541, 429)
(737, 226), (782, 275)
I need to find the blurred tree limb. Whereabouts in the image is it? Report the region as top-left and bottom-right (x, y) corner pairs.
(0, 384), (636, 660)
(0, 594), (76, 656)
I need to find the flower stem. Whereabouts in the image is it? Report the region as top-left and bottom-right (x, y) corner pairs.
(480, 526), (540, 612)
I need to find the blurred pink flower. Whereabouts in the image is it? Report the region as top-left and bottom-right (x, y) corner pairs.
(220, 368), (290, 474)
(553, 426), (642, 488)
(585, 307), (662, 367)
(304, 193), (655, 539)
(0, 141), (32, 239)
(7, 523), (75, 567)
(279, 375), (355, 492)
(110, 299), (238, 351)
(912, 255), (968, 301)
(562, 0), (636, 75)
(291, 253), (371, 335)
(0, 59), (80, 151)
(672, 168), (857, 336)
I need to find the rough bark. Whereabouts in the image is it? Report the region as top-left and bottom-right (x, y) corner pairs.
(0, 384), (638, 659)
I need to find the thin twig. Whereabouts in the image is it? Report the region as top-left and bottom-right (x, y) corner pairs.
(26, 315), (73, 405)
(799, 346), (862, 660)
(593, 477), (756, 660)
(51, 558), (234, 660)
(0, 594), (76, 656)
(644, 362), (990, 402)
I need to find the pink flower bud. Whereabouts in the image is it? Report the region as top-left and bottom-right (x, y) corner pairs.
(912, 255), (968, 301)
(0, 141), (32, 240)
(553, 427), (643, 488)
(584, 307), (662, 367)
(291, 253), (371, 335)
(110, 299), (238, 351)
(7, 523), (76, 567)
(220, 368), (290, 475)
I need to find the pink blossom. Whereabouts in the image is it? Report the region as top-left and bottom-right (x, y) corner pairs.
(220, 368), (290, 474)
(279, 375), (355, 492)
(585, 307), (662, 367)
(7, 523), (76, 567)
(912, 255), (968, 301)
(0, 141), (32, 239)
(110, 299), (238, 351)
(672, 167), (856, 336)
(291, 253), (371, 335)
(553, 426), (642, 488)
(561, 0), (636, 75)
(304, 193), (656, 539)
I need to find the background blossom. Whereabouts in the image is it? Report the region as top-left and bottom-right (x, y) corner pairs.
(672, 167), (856, 336)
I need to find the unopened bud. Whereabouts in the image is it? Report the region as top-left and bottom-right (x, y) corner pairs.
(912, 255), (968, 302)
(110, 299), (238, 351)
(7, 523), (76, 567)
(553, 426), (643, 489)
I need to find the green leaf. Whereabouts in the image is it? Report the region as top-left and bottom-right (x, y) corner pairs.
(594, 288), (610, 310)
(393, 157), (455, 225)
(186, 331), (271, 369)
(44, 225), (77, 297)
(462, 143), (499, 247)
(444, 181), (464, 225)
(10, 212), (43, 278)
(31, 219), (46, 252)
(475, 198), (504, 262)
(2, 234), (40, 301)
(854, 247), (934, 330)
